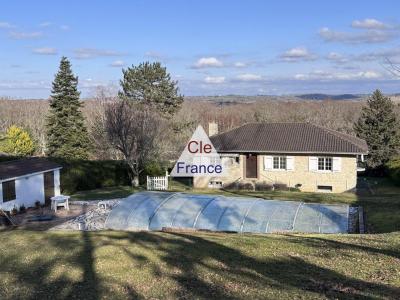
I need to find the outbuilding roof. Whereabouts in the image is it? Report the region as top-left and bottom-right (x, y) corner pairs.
(210, 122), (368, 154)
(0, 157), (62, 181)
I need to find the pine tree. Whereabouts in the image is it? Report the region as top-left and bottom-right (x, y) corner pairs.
(46, 57), (90, 159)
(119, 62), (184, 116)
(355, 89), (400, 170)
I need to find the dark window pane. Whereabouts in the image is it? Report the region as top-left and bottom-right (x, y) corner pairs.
(318, 158), (325, 170)
(280, 157), (287, 169)
(326, 158), (332, 170)
(2, 180), (16, 202)
(317, 185), (332, 191)
(273, 157), (279, 169)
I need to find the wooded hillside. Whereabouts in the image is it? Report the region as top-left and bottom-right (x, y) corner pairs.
(1, 96), (399, 160)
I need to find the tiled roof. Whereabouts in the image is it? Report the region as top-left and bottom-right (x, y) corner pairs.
(210, 123), (368, 154)
(0, 157), (62, 181)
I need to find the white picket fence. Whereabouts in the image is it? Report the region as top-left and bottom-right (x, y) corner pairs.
(147, 173), (169, 190)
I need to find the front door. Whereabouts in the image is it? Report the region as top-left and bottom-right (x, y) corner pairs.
(44, 171), (55, 206)
(246, 154), (258, 179)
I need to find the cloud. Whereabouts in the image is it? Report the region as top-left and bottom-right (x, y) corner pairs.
(294, 69), (382, 81)
(193, 57), (223, 68)
(0, 79), (50, 90)
(326, 52), (348, 64)
(79, 78), (106, 89)
(352, 18), (388, 29)
(73, 48), (125, 59)
(39, 21), (52, 28)
(145, 51), (163, 59)
(234, 62), (247, 68)
(9, 31), (43, 39)
(0, 22), (15, 29)
(204, 76), (225, 84)
(294, 74), (308, 80)
(236, 73), (262, 81)
(319, 27), (395, 44)
(280, 47), (316, 62)
(110, 60), (125, 67)
(32, 47), (58, 55)
(60, 25), (70, 31)
(353, 48), (400, 64)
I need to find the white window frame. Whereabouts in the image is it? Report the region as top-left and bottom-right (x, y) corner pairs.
(273, 156), (287, 170)
(317, 157), (333, 172)
(265, 155), (294, 171)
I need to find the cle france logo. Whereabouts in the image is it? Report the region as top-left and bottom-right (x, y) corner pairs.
(170, 125), (226, 177)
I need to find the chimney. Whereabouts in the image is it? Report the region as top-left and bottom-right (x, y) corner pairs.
(208, 122), (218, 136)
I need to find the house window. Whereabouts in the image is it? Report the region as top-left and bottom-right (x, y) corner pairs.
(208, 180), (223, 189)
(2, 180), (16, 202)
(317, 185), (333, 192)
(273, 156), (287, 170)
(318, 157), (332, 171)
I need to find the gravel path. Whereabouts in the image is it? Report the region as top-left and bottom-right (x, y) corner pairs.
(50, 199), (120, 231)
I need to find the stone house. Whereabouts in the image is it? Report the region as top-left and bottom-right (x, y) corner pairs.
(194, 122), (368, 193)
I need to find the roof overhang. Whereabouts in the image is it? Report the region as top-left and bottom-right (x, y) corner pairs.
(216, 150), (368, 155)
(0, 167), (62, 183)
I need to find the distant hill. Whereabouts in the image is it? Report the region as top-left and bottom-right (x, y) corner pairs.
(296, 94), (361, 101)
(184, 94), (365, 103)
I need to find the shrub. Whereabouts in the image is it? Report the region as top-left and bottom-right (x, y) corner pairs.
(238, 182), (254, 190)
(35, 201), (41, 209)
(273, 183), (289, 191)
(223, 182), (239, 190)
(387, 157), (400, 186)
(19, 204), (26, 213)
(255, 182), (274, 191)
(0, 126), (35, 156)
(139, 160), (167, 183)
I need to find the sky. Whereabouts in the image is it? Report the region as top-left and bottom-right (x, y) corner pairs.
(1, 0), (400, 98)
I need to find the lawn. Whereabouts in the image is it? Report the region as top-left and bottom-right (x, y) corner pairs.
(2, 177), (399, 299)
(70, 186), (141, 201)
(0, 229), (399, 299)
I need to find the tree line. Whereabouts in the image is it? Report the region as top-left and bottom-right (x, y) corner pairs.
(1, 56), (400, 184)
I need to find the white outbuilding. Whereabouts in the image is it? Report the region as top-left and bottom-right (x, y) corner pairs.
(0, 158), (62, 211)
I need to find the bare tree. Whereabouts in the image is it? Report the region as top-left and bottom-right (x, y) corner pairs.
(86, 86), (121, 160)
(105, 100), (161, 186)
(383, 58), (400, 77)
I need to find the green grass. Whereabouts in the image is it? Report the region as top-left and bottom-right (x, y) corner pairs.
(2, 178), (399, 298)
(70, 186), (141, 201)
(0, 229), (399, 299)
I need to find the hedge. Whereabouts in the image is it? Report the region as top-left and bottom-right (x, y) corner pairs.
(387, 157), (400, 186)
(53, 159), (132, 194)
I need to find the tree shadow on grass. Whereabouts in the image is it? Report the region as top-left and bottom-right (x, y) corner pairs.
(103, 231), (400, 299)
(279, 234), (400, 259)
(1, 230), (400, 299)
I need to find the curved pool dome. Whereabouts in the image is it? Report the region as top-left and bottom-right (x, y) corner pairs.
(105, 192), (349, 234)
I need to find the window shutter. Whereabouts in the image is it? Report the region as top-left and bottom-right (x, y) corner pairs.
(332, 157), (342, 172)
(286, 156), (294, 170)
(264, 156), (273, 170)
(309, 156), (318, 171)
